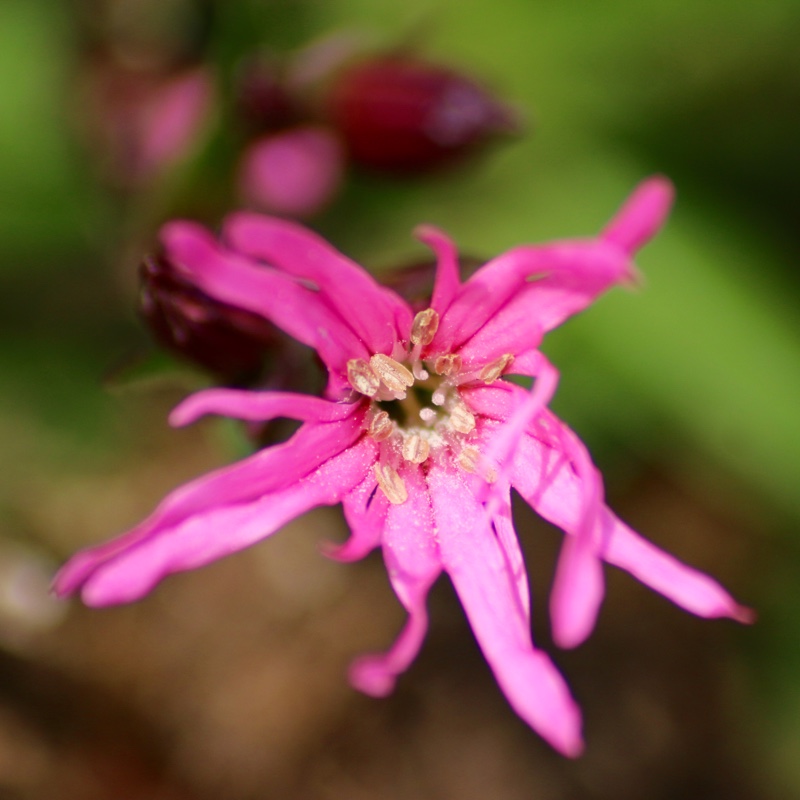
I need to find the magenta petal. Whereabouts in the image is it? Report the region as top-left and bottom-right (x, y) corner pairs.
(599, 512), (754, 623)
(601, 176), (674, 255)
(170, 389), (360, 427)
(414, 224), (461, 315)
(349, 464), (440, 696)
(507, 410), (749, 624)
(328, 471), (389, 563)
(76, 436), (378, 606)
(428, 462), (584, 757)
(161, 221), (369, 372)
(223, 212), (413, 353)
(53, 415), (365, 598)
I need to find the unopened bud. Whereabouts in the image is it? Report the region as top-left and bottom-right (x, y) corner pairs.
(139, 254), (278, 384)
(329, 57), (519, 173)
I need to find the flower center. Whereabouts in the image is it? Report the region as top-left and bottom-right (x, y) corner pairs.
(346, 308), (513, 504)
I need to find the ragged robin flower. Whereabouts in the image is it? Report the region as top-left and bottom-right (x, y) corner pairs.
(54, 177), (751, 756)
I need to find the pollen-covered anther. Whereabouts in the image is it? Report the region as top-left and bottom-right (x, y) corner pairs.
(434, 353), (462, 376)
(410, 308), (440, 346)
(347, 358), (380, 396)
(448, 397), (476, 434)
(370, 354), (414, 394)
(402, 433), (430, 464)
(478, 353), (514, 384)
(374, 462), (408, 505)
(458, 446), (480, 473)
(367, 410), (394, 441)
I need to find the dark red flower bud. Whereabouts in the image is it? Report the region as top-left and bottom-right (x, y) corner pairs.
(139, 253), (281, 385)
(234, 56), (299, 134)
(328, 57), (519, 174)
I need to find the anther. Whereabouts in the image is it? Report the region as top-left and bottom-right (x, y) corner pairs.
(448, 397), (476, 434)
(458, 446), (480, 473)
(348, 358), (380, 396)
(434, 353), (462, 376)
(374, 463), (408, 505)
(410, 308), (440, 346)
(368, 410), (394, 441)
(370, 354), (414, 394)
(478, 353), (514, 384)
(402, 433), (430, 464)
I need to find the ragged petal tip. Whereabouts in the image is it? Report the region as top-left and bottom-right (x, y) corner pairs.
(348, 655), (398, 697)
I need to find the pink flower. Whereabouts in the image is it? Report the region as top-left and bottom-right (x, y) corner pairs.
(54, 178), (751, 756)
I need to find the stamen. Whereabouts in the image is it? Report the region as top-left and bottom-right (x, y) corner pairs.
(368, 410), (394, 441)
(412, 362), (429, 381)
(478, 354), (514, 384)
(410, 308), (440, 346)
(419, 408), (437, 424)
(431, 388), (446, 406)
(347, 358), (380, 396)
(374, 462), (408, 505)
(458, 446), (480, 473)
(448, 397), (476, 434)
(402, 433), (430, 464)
(370, 354), (415, 394)
(434, 353), (462, 377)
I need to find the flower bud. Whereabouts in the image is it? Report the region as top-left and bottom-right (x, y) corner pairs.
(328, 56), (519, 173)
(234, 56), (299, 134)
(139, 253), (279, 384)
(238, 125), (345, 217)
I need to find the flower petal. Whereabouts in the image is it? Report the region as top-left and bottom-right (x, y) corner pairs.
(427, 461), (583, 757)
(435, 239), (631, 356)
(435, 180), (673, 360)
(161, 221), (369, 373)
(223, 212), (413, 353)
(471, 384), (605, 651)
(76, 436), (378, 606)
(599, 512), (755, 623)
(414, 224), (461, 315)
(53, 414), (365, 598)
(326, 471), (388, 563)
(349, 463), (440, 696)
(170, 389), (360, 427)
(506, 408), (750, 624)
(601, 176), (674, 255)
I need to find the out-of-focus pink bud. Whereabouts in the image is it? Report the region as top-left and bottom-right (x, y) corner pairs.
(237, 125), (345, 217)
(78, 62), (214, 186)
(328, 57), (519, 174)
(139, 253), (279, 384)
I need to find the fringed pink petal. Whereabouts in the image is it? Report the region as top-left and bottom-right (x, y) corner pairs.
(53, 415), (365, 598)
(428, 462), (583, 757)
(435, 180), (673, 358)
(170, 389), (360, 427)
(73, 436), (378, 606)
(473, 354), (560, 512)
(414, 224), (461, 316)
(469, 374), (605, 650)
(434, 239), (631, 356)
(326, 471), (389, 563)
(488, 483), (531, 620)
(599, 511), (755, 623)
(223, 212), (413, 353)
(506, 406), (751, 625)
(349, 464), (440, 696)
(161, 221), (369, 373)
(601, 176), (674, 255)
